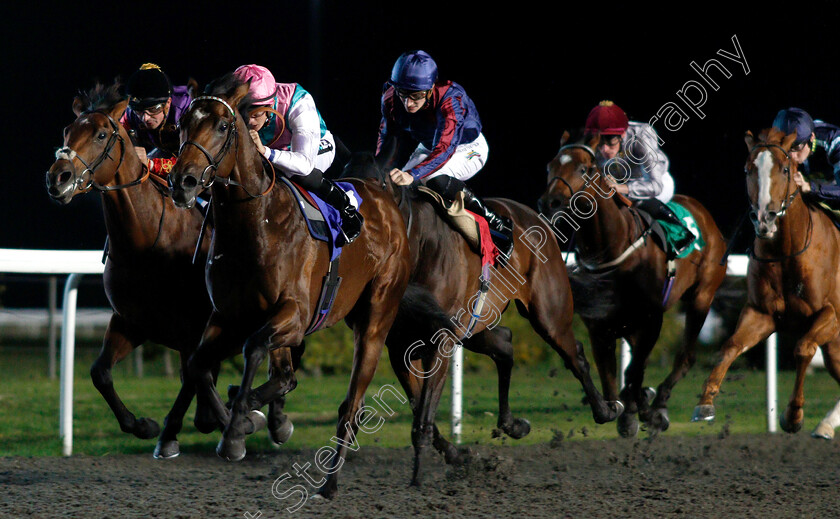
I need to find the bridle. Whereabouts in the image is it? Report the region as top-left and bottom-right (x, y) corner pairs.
(177, 95), (275, 199)
(746, 142), (812, 262)
(56, 110), (149, 193)
(546, 143), (598, 199)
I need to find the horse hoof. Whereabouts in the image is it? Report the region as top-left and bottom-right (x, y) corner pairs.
(617, 412), (639, 438)
(691, 405), (715, 422)
(647, 408), (670, 432)
(245, 410), (267, 435)
(780, 414), (803, 434)
(610, 400), (625, 418)
(216, 437), (246, 462)
(506, 418), (531, 440)
(153, 440), (180, 459)
(644, 387), (657, 404)
(811, 422), (835, 440)
(269, 419), (294, 446)
(133, 417), (161, 440)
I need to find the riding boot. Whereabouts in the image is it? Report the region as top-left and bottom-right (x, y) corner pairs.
(461, 185), (514, 258)
(314, 177), (364, 246)
(644, 199), (695, 258)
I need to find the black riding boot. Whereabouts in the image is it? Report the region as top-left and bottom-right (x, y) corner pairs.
(461, 185), (514, 258)
(638, 199), (694, 258)
(314, 177), (364, 246)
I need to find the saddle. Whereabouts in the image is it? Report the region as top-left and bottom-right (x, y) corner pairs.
(632, 201), (703, 260)
(416, 186), (500, 267)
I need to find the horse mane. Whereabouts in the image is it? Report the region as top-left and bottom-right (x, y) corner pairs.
(77, 81), (125, 113)
(203, 72), (256, 121)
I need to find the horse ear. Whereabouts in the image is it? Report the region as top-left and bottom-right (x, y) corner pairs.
(109, 99), (129, 121)
(781, 131), (798, 152)
(228, 81), (251, 109)
(560, 130), (570, 146)
(744, 130), (755, 151)
(186, 78), (199, 99)
(72, 96), (85, 117)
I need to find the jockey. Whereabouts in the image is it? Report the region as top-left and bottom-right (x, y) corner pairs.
(121, 63), (191, 177)
(377, 50), (513, 256)
(772, 107), (840, 202)
(233, 64), (363, 246)
(586, 100), (695, 257)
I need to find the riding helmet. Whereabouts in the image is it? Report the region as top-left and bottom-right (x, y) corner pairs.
(126, 63), (172, 110)
(585, 100), (629, 136)
(772, 107), (815, 147)
(233, 64), (279, 106)
(389, 50), (438, 92)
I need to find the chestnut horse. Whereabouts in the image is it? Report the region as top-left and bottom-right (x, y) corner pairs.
(44, 82), (296, 458)
(538, 131), (727, 437)
(343, 146), (622, 484)
(168, 74), (421, 498)
(693, 128), (840, 432)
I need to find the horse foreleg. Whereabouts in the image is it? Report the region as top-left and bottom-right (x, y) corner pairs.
(587, 323), (620, 404)
(188, 314), (236, 434)
(154, 349), (198, 459)
(618, 315), (662, 438)
(90, 314), (159, 439)
(464, 327), (530, 439)
(782, 306), (840, 433)
(264, 344), (303, 446)
(645, 288), (715, 432)
(693, 306), (775, 421)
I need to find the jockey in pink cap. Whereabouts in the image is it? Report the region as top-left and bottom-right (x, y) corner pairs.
(233, 64), (362, 245)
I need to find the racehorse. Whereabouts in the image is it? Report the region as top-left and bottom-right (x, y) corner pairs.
(693, 128), (840, 432)
(538, 130), (727, 436)
(167, 73), (427, 498)
(44, 82), (296, 458)
(343, 142), (623, 484)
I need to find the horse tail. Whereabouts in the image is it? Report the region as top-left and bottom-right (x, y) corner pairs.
(387, 283), (454, 351)
(567, 266), (619, 321)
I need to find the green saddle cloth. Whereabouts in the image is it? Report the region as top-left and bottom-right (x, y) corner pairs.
(657, 201), (705, 259)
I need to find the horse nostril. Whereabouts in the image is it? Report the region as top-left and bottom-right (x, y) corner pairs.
(181, 175), (198, 190)
(58, 170), (73, 185)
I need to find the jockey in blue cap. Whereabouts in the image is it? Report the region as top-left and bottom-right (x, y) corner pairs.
(772, 107), (840, 202)
(376, 50), (513, 256)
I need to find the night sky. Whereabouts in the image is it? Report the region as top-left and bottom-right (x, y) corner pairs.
(3, 2), (837, 253)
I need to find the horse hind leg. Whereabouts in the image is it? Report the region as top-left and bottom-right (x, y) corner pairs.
(465, 326), (531, 439)
(617, 316), (662, 438)
(812, 339), (840, 439)
(154, 349), (200, 459)
(90, 315), (159, 440)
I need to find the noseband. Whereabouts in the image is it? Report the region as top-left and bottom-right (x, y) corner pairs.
(547, 143), (598, 198)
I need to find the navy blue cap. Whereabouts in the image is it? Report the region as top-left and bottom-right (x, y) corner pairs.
(390, 50), (438, 91)
(772, 107), (815, 146)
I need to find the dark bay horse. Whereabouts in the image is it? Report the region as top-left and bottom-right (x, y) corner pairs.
(168, 74), (422, 498)
(694, 128), (840, 431)
(538, 131), (727, 437)
(343, 147), (622, 484)
(44, 82), (295, 458)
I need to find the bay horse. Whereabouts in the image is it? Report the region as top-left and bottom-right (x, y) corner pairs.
(44, 82), (296, 458)
(538, 130), (727, 437)
(343, 143), (622, 485)
(167, 73), (425, 498)
(693, 128), (840, 432)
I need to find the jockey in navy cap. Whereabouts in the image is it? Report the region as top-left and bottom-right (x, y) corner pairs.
(376, 50), (513, 256)
(773, 107), (840, 202)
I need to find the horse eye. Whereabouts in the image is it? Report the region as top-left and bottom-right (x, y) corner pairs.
(97, 131), (107, 140)
(219, 122), (228, 132)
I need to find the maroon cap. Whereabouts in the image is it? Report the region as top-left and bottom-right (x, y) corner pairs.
(585, 100), (629, 136)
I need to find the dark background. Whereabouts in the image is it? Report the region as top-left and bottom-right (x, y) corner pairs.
(2, 2), (837, 253)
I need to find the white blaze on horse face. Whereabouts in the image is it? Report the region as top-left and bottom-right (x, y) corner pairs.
(754, 150), (774, 213)
(55, 147), (76, 161)
(559, 154), (573, 166)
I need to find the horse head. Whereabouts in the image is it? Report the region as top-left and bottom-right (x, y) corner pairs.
(46, 82), (133, 204)
(169, 73), (252, 208)
(538, 129), (602, 219)
(744, 128), (799, 239)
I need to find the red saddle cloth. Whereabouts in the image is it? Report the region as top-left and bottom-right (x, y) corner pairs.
(464, 208), (500, 267)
